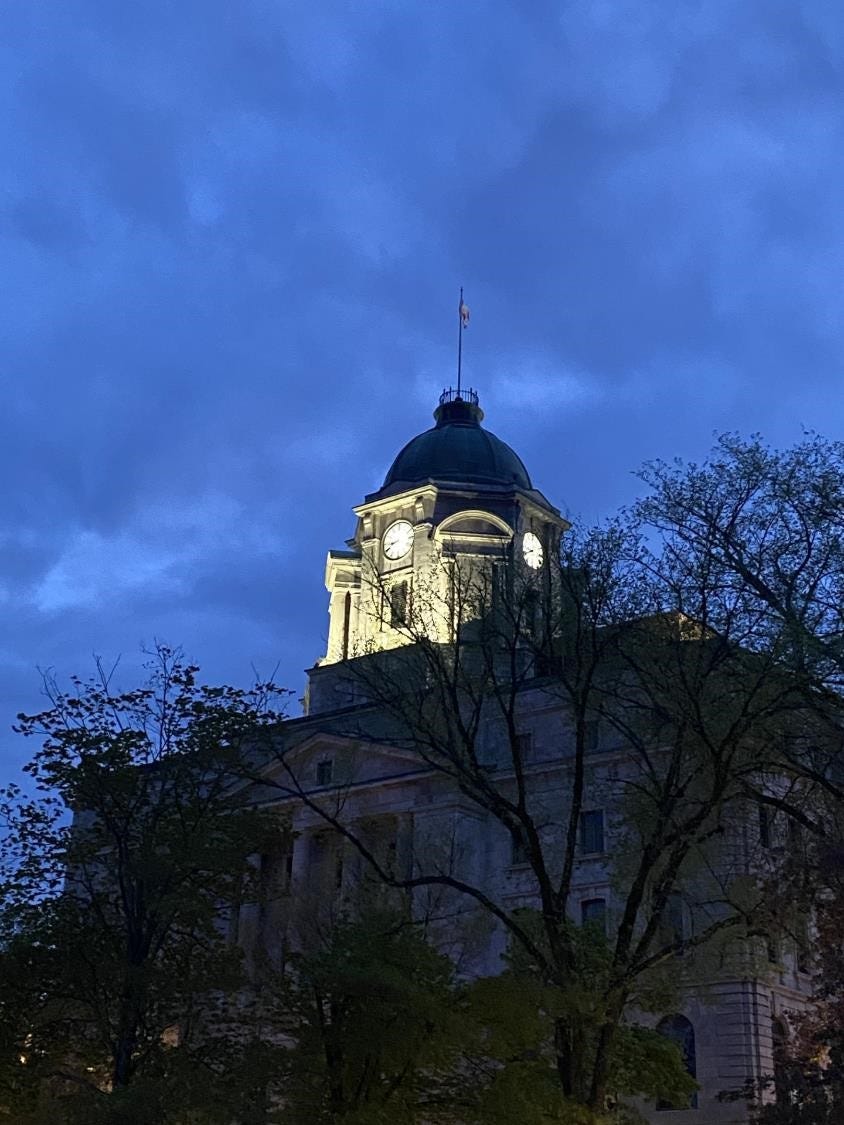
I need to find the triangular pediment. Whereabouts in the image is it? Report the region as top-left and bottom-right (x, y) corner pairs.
(254, 731), (426, 796)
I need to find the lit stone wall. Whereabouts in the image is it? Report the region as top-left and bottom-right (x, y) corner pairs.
(251, 692), (812, 1124)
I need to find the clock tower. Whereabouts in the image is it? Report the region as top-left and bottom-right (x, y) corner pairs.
(306, 387), (568, 714)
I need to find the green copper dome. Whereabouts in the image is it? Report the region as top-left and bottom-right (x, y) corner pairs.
(383, 390), (532, 491)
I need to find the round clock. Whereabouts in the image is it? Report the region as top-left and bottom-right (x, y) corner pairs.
(383, 520), (414, 560)
(522, 531), (544, 570)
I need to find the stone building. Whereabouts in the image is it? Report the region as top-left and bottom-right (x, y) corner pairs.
(251, 387), (808, 1122)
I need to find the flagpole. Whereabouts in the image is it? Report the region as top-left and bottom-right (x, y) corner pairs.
(457, 286), (464, 397)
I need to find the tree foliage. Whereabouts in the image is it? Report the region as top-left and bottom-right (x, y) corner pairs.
(636, 433), (844, 1119)
(255, 909), (463, 1124)
(0, 645), (289, 1123)
(637, 433), (844, 820)
(733, 845), (844, 1125)
(248, 905), (695, 1125)
(636, 432), (844, 689)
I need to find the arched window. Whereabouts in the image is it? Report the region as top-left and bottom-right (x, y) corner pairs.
(657, 1014), (698, 1110)
(771, 1017), (790, 1106)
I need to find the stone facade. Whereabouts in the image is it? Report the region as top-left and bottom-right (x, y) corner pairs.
(257, 390), (810, 1121)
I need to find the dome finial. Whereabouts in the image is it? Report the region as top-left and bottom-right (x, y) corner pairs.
(436, 386), (483, 427)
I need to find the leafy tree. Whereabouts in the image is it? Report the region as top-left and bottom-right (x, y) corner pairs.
(459, 914), (698, 1124)
(247, 903), (695, 1125)
(636, 433), (844, 826)
(632, 435), (844, 1119)
(253, 908), (466, 1125)
(636, 433), (844, 690)
(729, 844), (844, 1125)
(0, 645), (289, 1123)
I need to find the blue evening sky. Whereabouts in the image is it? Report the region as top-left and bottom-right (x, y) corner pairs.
(3, 1), (844, 773)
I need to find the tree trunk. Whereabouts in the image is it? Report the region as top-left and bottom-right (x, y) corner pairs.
(554, 1015), (576, 1099)
(589, 997), (625, 1112)
(325, 1002), (346, 1115)
(112, 970), (146, 1090)
(112, 1013), (139, 1088)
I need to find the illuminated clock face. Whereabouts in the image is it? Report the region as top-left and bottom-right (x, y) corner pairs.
(522, 531), (544, 570)
(383, 520), (414, 560)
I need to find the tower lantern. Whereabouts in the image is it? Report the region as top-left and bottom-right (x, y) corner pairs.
(307, 383), (568, 714)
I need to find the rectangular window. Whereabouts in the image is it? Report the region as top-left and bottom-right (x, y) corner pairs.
(492, 562), (507, 607)
(389, 581), (408, 627)
(766, 935), (779, 965)
(477, 730), (499, 771)
(515, 732), (534, 761)
(227, 899), (241, 945)
(385, 837), (397, 879)
(523, 588), (539, 638)
(579, 810), (605, 854)
(259, 851), (294, 902)
(583, 720), (600, 750)
(161, 1024), (182, 1048)
(316, 759), (333, 786)
(510, 830), (529, 866)
(661, 891), (686, 952)
(256, 852), (291, 956)
(795, 919), (810, 974)
(581, 898), (606, 932)
(227, 866), (246, 945)
(759, 804), (772, 849)
(478, 746), (498, 772)
(259, 852), (272, 896)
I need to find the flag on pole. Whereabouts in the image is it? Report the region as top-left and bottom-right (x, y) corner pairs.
(459, 295), (470, 328)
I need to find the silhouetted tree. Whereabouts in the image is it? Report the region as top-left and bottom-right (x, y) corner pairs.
(0, 645), (288, 1124)
(637, 432), (844, 827)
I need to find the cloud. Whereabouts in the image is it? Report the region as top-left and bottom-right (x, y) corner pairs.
(34, 529), (183, 613)
(1, 0), (844, 779)
(31, 493), (286, 613)
(486, 355), (603, 413)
